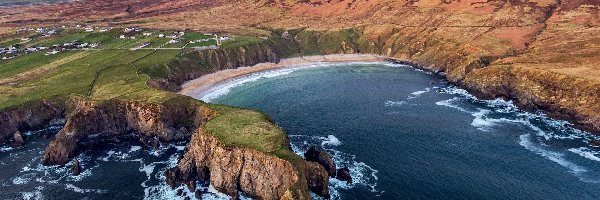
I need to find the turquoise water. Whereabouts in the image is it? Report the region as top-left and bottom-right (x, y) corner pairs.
(207, 62), (600, 199)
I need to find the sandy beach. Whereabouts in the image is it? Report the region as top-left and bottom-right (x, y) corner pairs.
(179, 54), (388, 98)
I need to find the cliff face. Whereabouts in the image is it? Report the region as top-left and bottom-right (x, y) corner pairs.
(0, 99), (65, 144)
(150, 37), (299, 91)
(171, 128), (308, 200)
(39, 95), (324, 199)
(42, 96), (216, 165)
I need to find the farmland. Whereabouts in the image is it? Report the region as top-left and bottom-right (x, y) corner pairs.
(0, 27), (245, 109)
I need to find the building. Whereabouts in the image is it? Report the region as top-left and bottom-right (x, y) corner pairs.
(143, 32), (153, 36)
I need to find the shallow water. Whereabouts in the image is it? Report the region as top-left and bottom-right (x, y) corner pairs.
(206, 62), (600, 199)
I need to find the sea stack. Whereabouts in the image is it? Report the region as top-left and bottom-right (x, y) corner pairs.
(304, 146), (337, 177)
(11, 131), (24, 147)
(336, 166), (352, 184)
(71, 159), (81, 176)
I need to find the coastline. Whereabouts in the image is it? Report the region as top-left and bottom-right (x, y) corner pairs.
(178, 54), (388, 98)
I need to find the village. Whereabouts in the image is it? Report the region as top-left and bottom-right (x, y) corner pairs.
(1, 25), (235, 61)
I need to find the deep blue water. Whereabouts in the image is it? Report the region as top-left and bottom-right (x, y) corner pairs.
(206, 62), (600, 200)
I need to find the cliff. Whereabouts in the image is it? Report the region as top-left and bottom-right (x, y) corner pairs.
(42, 96), (215, 165)
(169, 128), (304, 199)
(0, 98), (66, 144)
(37, 95), (328, 199)
(148, 37), (300, 91)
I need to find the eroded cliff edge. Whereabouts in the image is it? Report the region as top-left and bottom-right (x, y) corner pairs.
(33, 95), (326, 199)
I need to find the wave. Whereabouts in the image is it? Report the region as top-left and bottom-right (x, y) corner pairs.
(569, 147), (600, 162)
(65, 183), (108, 194)
(199, 61), (409, 103)
(519, 134), (587, 173)
(21, 186), (44, 200)
(436, 86), (600, 182)
(320, 135), (342, 146)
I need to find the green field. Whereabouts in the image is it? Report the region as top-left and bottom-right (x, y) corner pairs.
(0, 28), (258, 109)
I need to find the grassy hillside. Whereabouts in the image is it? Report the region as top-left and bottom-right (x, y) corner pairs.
(0, 28), (253, 109)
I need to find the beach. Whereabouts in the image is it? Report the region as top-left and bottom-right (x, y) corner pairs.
(178, 54), (387, 98)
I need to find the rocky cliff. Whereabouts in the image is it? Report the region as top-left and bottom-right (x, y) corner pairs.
(0, 98), (66, 144)
(38, 95), (328, 199)
(149, 37), (300, 91)
(168, 128), (307, 199)
(42, 96), (215, 165)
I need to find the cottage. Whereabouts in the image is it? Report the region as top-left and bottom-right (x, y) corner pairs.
(45, 50), (60, 56)
(143, 32), (153, 36)
(219, 36), (231, 41)
(85, 28), (94, 32)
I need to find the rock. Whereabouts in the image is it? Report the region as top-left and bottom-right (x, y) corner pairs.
(0, 100), (65, 144)
(590, 140), (600, 147)
(71, 159), (81, 176)
(304, 146), (336, 177)
(303, 161), (330, 198)
(195, 190), (202, 199)
(165, 167), (180, 189)
(336, 166), (352, 184)
(11, 131), (24, 147)
(186, 180), (196, 192)
(177, 188), (184, 196)
(151, 137), (161, 149)
(184, 196), (190, 200)
(42, 97), (211, 166)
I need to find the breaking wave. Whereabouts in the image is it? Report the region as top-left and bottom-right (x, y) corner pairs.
(436, 86), (600, 182)
(198, 61), (409, 103)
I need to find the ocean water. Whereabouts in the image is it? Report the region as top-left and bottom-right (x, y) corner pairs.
(0, 126), (230, 200)
(3, 62), (600, 200)
(205, 62), (600, 199)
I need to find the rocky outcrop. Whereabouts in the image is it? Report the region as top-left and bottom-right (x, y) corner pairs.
(71, 159), (81, 176)
(303, 161), (330, 198)
(169, 128), (312, 200)
(336, 167), (352, 184)
(304, 146), (336, 177)
(42, 96), (216, 165)
(11, 131), (24, 147)
(0, 99), (65, 144)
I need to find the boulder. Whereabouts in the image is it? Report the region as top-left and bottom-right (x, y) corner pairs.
(71, 159), (81, 176)
(11, 131), (24, 147)
(336, 166), (352, 184)
(304, 146), (336, 177)
(303, 161), (330, 198)
(589, 140), (600, 147)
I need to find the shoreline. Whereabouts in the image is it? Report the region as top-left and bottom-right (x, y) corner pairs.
(178, 54), (388, 99)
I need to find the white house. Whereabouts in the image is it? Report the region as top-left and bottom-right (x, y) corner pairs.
(143, 32), (153, 36)
(45, 50), (60, 56)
